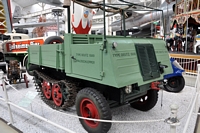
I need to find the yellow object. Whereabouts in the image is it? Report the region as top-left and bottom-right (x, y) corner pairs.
(0, 0), (7, 33)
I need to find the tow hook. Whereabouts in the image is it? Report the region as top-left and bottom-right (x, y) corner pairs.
(151, 81), (165, 90)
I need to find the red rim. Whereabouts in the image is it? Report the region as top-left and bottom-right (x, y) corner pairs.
(24, 74), (29, 88)
(168, 78), (178, 88)
(42, 80), (52, 99)
(52, 84), (63, 106)
(80, 98), (100, 128)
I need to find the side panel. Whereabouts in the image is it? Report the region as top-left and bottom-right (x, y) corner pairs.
(107, 41), (143, 87)
(28, 46), (40, 65)
(29, 44), (64, 70)
(41, 45), (57, 68)
(71, 44), (102, 80)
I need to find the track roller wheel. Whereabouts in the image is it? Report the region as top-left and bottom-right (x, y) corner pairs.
(42, 80), (52, 99)
(52, 84), (63, 106)
(76, 88), (112, 133)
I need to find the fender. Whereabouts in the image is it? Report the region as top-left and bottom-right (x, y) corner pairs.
(164, 58), (184, 79)
(23, 54), (28, 67)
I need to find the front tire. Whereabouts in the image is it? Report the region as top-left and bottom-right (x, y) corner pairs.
(196, 46), (200, 54)
(76, 88), (112, 133)
(130, 89), (158, 111)
(164, 76), (185, 93)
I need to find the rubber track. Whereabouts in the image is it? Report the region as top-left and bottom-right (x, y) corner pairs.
(34, 70), (77, 110)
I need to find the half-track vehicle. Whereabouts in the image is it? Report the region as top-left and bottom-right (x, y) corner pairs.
(28, 0), (173, 133)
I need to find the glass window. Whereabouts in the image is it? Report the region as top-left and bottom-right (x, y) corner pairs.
(13, 36), (22, 40)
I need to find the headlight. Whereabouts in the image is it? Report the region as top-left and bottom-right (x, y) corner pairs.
(112, 42), (118, 49)
(125, 85), (132, 94)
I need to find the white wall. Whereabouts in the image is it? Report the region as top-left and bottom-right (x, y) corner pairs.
(11, 0), (104, 36)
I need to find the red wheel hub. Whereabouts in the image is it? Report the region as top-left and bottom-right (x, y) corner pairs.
(52, 84), (63, 106)
(42, 80), (52, 99)
(80, 98), (99, 128)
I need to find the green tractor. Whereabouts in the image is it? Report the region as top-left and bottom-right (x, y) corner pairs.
(28, 1), (173, 133)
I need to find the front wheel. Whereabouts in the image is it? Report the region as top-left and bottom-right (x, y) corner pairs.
(196, 46), (200, 54)
(76, 88), (112, 133)
(164, 76), (185, 93)
(130, 89), (158, 111)
(24, 58), (40, 76)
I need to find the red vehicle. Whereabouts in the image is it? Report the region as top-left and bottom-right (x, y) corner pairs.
(0, 33), (45, 87)
(0, 32), (45, 68)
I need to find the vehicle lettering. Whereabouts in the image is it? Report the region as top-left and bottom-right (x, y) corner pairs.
(9, 41), (40, 51)
(76, 53), (95, 57)
(113, 52), (135, 57)
(76, 59), (95, 64)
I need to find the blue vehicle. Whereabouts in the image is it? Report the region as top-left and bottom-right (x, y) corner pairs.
(163, 58), (185, 92)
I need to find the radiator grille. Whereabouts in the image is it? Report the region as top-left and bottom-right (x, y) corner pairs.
(72, 35), (103, 44)
(135, 44), (160, 81)
(72, 36), (89, 44)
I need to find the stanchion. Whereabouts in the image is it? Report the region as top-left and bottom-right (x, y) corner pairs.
(182, 64), (200, 133)
(195, 64), (200, 113)
(0, 70), (14, 124)
(165, 104), (180, 133)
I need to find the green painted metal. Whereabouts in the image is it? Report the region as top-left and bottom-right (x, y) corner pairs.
(28, 34), (173, 88)
(28, 3), (174, 133)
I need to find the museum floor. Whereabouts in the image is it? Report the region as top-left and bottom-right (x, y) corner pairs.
(0, 74), (199, 133)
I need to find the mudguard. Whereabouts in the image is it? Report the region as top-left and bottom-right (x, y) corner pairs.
(164, 58), (184, 79)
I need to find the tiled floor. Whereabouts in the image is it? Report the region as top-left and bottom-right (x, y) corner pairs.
(0, 74), (199, 133)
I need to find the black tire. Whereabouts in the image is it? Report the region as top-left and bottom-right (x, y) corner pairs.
(76, 88), (112, 133)
(24, 58), (29, 70)
(164, 76), (185, 93)
(24, 56), (40, 76)
(44, 36), (64, 44)
(196, 47), (200, 54)
(130, 89), (158, 111)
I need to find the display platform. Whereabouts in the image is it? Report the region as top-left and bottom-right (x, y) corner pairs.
(0, 118), (22, 133)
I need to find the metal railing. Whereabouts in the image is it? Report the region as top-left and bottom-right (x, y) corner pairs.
(182, 64), (200, 133)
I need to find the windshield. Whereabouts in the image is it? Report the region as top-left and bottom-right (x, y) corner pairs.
(0, 34), (11, 41)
